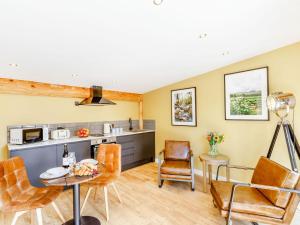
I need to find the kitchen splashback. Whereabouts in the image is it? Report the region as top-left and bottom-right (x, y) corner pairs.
(7, 120), (155, 142)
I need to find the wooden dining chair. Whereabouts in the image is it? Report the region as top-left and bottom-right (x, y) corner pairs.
(0, 156), (65, 225)
(81, 144), (122, 221)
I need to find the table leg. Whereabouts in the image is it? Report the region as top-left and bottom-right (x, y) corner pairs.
(74, 184), (80, 225)
(202, 160), (207, 193)
(63, 184), (101, 225)
(226, 164), (230, 182)
(208, 165), (212, 184)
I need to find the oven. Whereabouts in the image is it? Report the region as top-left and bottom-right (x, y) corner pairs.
(90, 136), (117, 159)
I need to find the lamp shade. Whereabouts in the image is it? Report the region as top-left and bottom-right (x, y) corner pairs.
(266, 92), (296, 112)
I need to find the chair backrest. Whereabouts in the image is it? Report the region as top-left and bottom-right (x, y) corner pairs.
(164, 140), (190, 161)
(0, 157), (32, 211)
(251, 156), (299, 208)
(97, 144), (121, 175)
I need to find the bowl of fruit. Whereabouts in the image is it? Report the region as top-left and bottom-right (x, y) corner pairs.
(77, 128), (90, 138)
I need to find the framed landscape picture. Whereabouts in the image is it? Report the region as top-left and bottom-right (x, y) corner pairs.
(224, 67), (269, 121)
(171, 87), (197, 126)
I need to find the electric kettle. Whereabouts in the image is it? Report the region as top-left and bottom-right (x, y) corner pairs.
(103, 123), (112, 134)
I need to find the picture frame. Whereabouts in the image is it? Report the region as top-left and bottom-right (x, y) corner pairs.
(171, 87), (197, 126)
(224, 67), (269, 121)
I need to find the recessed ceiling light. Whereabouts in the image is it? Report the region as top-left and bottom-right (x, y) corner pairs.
(221, 51), (230, 56)
(72, 74), (79, 78)
(153, 0), (163, 6)
(9, 63), (18, 67)
(199, 33), (208, 39)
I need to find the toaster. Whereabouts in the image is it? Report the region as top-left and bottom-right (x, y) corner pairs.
(51, 129), (71, 140)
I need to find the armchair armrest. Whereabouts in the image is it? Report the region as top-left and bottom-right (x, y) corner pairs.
(189, 150), (194, 170)
(157, 150), (165, 166)
(226, 182), (300, 223)
(159, 150), (165, 156)
(216, 164), (255, 181)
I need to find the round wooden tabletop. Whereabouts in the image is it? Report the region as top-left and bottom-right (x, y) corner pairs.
(41, 173), (101, 186)
(199, 153), (229, 165)
(41, 165), (102, 187)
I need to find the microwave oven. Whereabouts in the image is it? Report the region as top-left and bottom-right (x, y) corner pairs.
(10, 127), (49, 145)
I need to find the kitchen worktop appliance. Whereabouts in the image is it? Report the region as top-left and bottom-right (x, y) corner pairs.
(10, 127), (49, 145)
(51, 128), (71, 140)
(90, 134), (116, 159)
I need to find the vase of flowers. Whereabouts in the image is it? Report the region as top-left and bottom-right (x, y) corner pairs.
(206, 132), (224, 156)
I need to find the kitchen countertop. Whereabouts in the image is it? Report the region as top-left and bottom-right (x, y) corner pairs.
(8, 129), (155, 151)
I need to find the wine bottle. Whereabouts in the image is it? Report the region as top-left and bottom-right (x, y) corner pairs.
(62, 144), (69, 168)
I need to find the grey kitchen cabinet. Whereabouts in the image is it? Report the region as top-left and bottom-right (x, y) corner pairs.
(9, 140), (91, 187)
(56, 141), (91, 166)
(10, 145), (57, 187)
(117, 132), (155, 171)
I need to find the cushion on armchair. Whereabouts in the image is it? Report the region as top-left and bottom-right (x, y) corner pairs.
(251, 157), (300, 208)
(211, 180), (285, 219)
(160, 160), (191, 176)
(164, 140), (190, 161)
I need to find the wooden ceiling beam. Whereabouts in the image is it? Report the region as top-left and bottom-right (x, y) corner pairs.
(0, 78), (143, 102)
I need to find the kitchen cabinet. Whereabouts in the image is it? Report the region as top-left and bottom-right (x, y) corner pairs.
(117, 132), (155, 171)
(9, 140), (91, 187)
(10, 145), (57, 187)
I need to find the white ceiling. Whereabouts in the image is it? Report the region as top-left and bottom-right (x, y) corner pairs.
(0, 0), (300, 93)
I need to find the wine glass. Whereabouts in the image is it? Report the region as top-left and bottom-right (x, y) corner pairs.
(68, 152), (76, 166)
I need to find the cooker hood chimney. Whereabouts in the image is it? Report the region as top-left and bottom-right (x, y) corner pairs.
(75, 86), (116, 106)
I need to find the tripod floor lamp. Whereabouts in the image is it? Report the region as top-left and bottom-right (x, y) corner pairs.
(266, 92), (300, 172)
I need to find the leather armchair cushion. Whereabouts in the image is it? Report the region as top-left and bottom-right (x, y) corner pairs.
(85, 144), (121, 187)
(97, 144), (121, 174)
(251, 157), (300, 208)
(86, 172), (118, 186)
(2, 186), (62, 213)
(211, 181), (285, 219)
(164, 140), (190, 161)
(0, 157), (62, 213)
(160, 160), (191, 176)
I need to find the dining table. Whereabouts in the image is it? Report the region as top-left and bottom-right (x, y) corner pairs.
(41, 167), (102, 225)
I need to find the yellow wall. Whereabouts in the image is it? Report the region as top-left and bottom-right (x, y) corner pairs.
(144, 42), (300, 181)
(0, 95), (139, 160)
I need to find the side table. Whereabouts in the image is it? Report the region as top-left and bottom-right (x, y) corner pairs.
(199, 153), (230, 193)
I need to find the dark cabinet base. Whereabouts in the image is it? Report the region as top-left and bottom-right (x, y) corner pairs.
(117, 132), (155, 171)
(9, 140), (91, 187)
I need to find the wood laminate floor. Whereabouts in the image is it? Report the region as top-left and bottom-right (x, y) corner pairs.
(1, 163), (299, 225)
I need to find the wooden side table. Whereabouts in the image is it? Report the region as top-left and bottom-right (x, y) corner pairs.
(199, 153), (230, 193)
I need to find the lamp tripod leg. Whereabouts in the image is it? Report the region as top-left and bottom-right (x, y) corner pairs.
(287, 123), (300, 159)
(267, 122), (281, 158)
(283, 123), (298, 172)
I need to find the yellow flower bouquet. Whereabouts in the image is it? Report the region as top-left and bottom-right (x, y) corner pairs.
(206, 132), (224, 156)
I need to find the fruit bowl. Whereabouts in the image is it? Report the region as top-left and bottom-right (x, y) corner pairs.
(77, 128), (90, 138)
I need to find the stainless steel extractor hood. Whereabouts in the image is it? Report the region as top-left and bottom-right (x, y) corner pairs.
(75, 86), (116, 106)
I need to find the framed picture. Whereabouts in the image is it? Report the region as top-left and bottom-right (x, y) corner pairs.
(171, 87), (197, 126)
(224, 67), (269, 121)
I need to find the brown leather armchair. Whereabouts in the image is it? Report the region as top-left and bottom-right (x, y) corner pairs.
(211, 156), (300, 225)
(158, 140), (195, 191)
(0, 156), (65, 225)
(81, 144), (122, 221)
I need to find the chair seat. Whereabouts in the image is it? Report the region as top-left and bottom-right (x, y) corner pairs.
(2, 186), (62, 213)
(86, 172), (118, 187)
(160, 160), (191, 176)
(211, 181), (285, 219)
